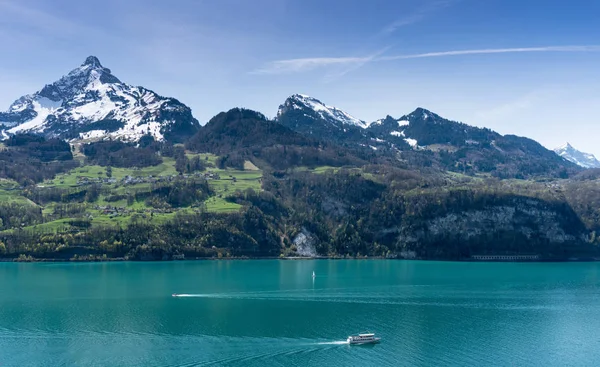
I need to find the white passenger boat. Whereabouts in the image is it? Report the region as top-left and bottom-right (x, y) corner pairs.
(347, 332), (381, 345)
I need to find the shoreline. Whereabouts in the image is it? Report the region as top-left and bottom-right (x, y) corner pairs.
(1, 256), (599, 263)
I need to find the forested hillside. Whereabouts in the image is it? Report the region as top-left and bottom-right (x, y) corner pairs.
(0, 106), (598, 262)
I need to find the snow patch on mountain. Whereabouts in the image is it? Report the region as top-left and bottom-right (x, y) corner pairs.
(404, 138), (418, 148)
(7, 97), (63, 133)
(79, 130), (107, 140)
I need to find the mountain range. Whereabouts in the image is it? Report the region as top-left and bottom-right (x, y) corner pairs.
(0, 56), (590, 177)
(276, 95), (577, 178)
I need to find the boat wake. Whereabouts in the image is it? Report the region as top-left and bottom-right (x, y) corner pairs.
(172, 294), (210, 298)
(316, 340), (349, 345)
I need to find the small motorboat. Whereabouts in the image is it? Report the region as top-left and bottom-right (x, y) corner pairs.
(172, 293), (179, 297)
(312, 271), (316, 279)
(347, 332), (381, 345)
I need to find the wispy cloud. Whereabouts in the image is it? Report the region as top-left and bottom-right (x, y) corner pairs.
(323, 48), (390, 82)
(380, 0), (455, 36)
(379, 45), (600, 60)
(251, 56), (372, 75)
(254, 45), (600, 76)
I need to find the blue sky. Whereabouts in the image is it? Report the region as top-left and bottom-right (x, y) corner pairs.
(1, 0), (600, 155)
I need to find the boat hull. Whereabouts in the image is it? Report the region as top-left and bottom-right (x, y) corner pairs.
(348, 337), (381, 345)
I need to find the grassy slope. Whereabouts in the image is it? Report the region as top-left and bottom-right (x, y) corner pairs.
(0, 179), (36, 206)
(47, 158), (179, 187)
(2, 160), (390, 234)
(2, 154), (263, 234)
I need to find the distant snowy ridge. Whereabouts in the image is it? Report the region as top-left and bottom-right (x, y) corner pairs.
(554, 143), (600, 169)
(0, 56), (199, 142)
(277, 96), (434, 150)
(277, 94), (368, 128)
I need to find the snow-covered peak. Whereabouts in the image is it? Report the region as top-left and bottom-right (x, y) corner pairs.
(555, 142), (573, 151)
(29, 56), (121, 105)
(82, 56), (103, 68)
(0, 56), (199, 142)
(279, 94), (368, 129)
(554, 143), (600, 169)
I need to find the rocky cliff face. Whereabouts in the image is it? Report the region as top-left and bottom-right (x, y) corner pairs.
(395, 196), (590, 260)
(292, 228), (317, 257)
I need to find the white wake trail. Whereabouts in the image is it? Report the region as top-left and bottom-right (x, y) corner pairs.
(172, 294), (210, 298)
(316, 340), (349, 345)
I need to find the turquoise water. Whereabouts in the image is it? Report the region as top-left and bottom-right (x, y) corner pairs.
(1, 260), (600, 366)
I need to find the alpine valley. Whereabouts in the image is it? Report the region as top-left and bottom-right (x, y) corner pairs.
(1, 56), (599, 262)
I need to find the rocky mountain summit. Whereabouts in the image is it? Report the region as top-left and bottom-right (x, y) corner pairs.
(0, 56), (199, 142)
